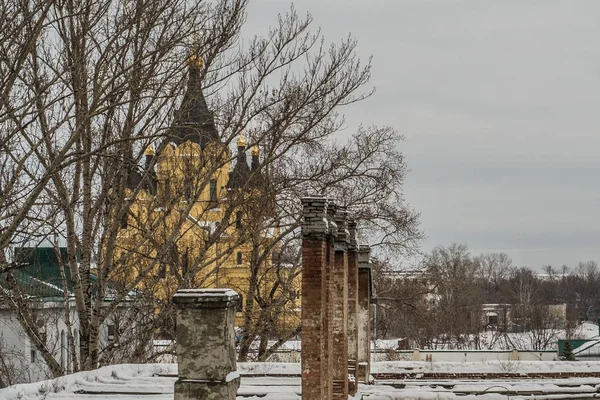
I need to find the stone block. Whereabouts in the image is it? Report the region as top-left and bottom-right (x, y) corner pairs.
(173, 289), (240, 400)
(174, 376), (240, 400)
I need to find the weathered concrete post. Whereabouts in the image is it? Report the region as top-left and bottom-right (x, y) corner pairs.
(357, 245), (372, 383)
(173, 288), (240, 400)
(332, 207), (349, 399)
(346, 218), (359, 395)
(301, 197), (331, 400)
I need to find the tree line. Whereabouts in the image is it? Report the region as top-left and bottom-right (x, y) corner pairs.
(374, 243), (600, 350)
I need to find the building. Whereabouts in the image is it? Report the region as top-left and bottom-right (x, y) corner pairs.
(114, 53), (299, 330)
(0, 247), (142, 386)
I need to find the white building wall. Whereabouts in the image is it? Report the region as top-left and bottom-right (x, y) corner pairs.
(0, 301), (139, 386)
(371, 349), (557, 362)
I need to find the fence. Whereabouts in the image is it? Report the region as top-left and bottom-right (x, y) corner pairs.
(371, 348), (557, 362)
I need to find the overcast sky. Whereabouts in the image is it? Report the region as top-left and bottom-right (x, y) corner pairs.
(244, 1), (600, 270)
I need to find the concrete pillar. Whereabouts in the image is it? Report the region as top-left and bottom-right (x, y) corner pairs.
(511, 349), (519, 361)
(332, 207), (349, 399)
(172, 288), (240, 400)
(357, 245), (372, 383)
(412, 349), (421, 361)
(346, 219), (359, 396)
(300, 197), (330, 400)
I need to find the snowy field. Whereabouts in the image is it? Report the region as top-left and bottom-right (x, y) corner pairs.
(3, 361), (600, 400)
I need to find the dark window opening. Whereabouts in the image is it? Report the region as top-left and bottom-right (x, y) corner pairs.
(236, 211), (242, 229)
(236, 294), (243, 312)
(237, 252), (242, 265)
(108, 324), (116, 341)
(181, 250), (189, 276)
(120, 212), (128, 229)
(184, 182), (192, 201)
(31, 349), (37, 363)
(488, 315), (498, 325)
(209, 179), (217, 203)
(159, 262), (166, 279)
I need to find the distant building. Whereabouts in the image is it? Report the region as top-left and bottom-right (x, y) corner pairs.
(482, 303), (567, 332)
(0, 247), (142, 385)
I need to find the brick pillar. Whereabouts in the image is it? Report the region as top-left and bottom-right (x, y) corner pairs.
(323, 201), (337, 400)
(172, 289), (240, 400)
(301, 197), (330, 400)
(331, 207), (349, 399)
(346, 219), (359, 395)
(357, 245), (372, 383)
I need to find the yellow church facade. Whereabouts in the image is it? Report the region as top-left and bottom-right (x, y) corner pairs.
(113, 57), (299, 330)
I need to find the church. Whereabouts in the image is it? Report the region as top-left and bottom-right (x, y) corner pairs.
(114, 53), (298, 330)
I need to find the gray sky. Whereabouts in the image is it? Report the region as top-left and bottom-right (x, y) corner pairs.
(245, 1), (600, 270)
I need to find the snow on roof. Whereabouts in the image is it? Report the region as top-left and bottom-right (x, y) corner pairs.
(7, 361), (600, 400)
(573, 337), (600, 355)
(575, 321), (600, 339)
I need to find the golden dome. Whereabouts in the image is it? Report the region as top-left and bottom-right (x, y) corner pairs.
(237, 134), (248, 148)
(144, 145), (155, 156)
(251, 145), (259, 156)
(186, 53), (204, 70)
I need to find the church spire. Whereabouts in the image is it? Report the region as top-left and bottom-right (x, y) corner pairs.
(227, 134), (251, 190)
(168, 51), (220, 148)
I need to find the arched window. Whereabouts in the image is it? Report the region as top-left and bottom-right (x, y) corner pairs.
(235, 211), (242, 229)
(236, 252), (242, 265)
(120, 212), (128, 229)
(209, 179), (217, 203)
(236, 294), (243, 312)
(181, 250), (189, 276)
(60, 330), (66, 369)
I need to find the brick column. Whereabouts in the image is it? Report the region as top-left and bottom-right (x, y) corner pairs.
(300, 197), (330, 400)
(323, 201), (337, 400)
(331, 207), (349, 399)
(173, 288), (240, 400)
(346, 219), (359, 395)
(357, 245), (372, 383)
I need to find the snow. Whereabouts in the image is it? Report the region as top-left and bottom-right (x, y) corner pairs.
(573, 321), (600, 339)
(572, 338), (600, 354)
(226, 371), (240, 382)
(5, 360), (600, 399)
(172, 288), (239, 298)
(372, 360), (600, 374)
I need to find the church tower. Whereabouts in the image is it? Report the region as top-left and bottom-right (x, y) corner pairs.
(116, 51), (272, 313)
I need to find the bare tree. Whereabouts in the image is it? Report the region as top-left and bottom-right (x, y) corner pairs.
(424, 244), (482, 348)
(475, 252), (514, 303)
(0, 0), (422, 377)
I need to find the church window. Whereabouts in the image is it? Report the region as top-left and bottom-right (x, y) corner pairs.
(108, 324), (116, 341)
(184, 182), (192, 201)
(181, 250), (189, 276)
(209, 179), (217, 203)
(237, 252), (242, 265)
(60, 330), (66, 368)
(236, 294), (243, 312)
(159, 262), (166, 279)
(236, 211), (242, 229)
(120, 212), (128, 229)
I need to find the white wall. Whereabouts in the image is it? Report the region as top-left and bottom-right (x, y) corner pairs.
(0, 300), (142, 386)
(371, 349), (557, 362)
(0, 306), (75, 384)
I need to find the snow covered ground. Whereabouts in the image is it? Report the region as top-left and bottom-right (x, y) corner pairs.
(3, 361), (600, 400)
(372, 322), (600, 352)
